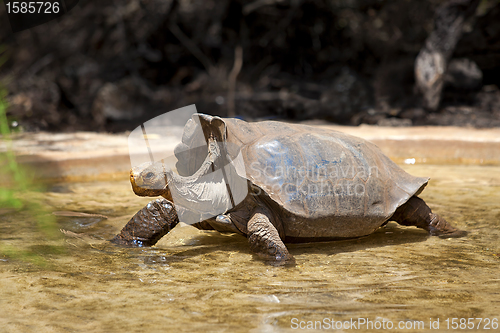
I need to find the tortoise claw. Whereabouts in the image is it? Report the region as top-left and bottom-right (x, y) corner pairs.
(264, 255), (296, 267)
(436, 229), (468, 239)
(428, 213), (467, 238)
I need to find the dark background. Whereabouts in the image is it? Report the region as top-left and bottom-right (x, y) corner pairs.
(1, 0), (499, 132)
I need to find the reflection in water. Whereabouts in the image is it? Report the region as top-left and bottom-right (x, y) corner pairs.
(0, 165), (499, 332)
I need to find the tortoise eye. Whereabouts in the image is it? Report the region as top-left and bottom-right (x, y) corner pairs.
(144, 172), (155, 179)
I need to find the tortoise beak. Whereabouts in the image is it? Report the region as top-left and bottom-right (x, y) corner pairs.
(130, 169), (135, 184)
(130, 169), (146, 196)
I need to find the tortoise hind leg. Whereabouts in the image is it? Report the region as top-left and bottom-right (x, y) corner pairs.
(391, 196), (467, 238)
(247, 207), (294, 265)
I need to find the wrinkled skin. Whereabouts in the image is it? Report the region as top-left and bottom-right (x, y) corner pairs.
(112, 114), (466, 264)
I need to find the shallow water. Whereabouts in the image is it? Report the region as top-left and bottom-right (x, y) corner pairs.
(1, 164), (499, 332)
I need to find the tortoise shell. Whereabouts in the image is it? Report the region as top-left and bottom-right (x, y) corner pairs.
(174, 114), (428, 238)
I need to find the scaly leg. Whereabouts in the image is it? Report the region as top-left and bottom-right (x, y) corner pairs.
(391, 196), (467, 238)
(111, 198), (179, 246)
(247, 207), (294, 264)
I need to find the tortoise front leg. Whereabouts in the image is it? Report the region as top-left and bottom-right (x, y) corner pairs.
(112, 198), (179, 247)
(247, 207), (294, 264)
(391, 196), (467, 238)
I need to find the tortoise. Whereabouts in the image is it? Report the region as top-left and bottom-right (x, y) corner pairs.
(112, 113), (466, 263)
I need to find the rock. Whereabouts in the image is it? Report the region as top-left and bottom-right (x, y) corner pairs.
(7, 76), (61, 131)
(400, 108), (427, 119)
(415, 0), (481, 110)
(476, 85), (500, 114)
(377, 118), (413, 127)
(91, 77), (172, 126)
(445, 58), (483, 90)
(373, 59), (416, 115)
(454, 3), (500, 83)
(320, 68), (372, 122)
(92, 81), (143, 124)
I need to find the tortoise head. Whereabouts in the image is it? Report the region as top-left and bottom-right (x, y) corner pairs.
(130, 161), (171, 198)
(130, 114), (234, 208)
